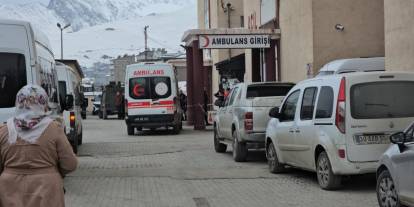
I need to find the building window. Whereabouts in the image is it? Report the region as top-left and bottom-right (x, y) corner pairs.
(240, 16), (244, 27)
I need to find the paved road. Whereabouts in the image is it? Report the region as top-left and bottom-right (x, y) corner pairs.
(65, 116), (378, 207)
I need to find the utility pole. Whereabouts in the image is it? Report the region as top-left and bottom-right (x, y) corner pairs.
(144, 26), (149, 61)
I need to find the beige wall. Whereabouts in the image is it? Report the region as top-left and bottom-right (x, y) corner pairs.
(279, 0), (384, 83)
(385, 0), (414, 71)
(279, 0), (314, 83)
(312, 0), (385, 73)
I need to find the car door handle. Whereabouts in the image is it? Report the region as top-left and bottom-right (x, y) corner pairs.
(295, 129), (301, 133)
(289, 129), (295, 133)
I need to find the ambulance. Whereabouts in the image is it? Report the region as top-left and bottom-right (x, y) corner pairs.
(124, 63), (183, 135)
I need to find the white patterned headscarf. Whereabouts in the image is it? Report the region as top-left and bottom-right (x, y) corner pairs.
(6, 84), (53, 144)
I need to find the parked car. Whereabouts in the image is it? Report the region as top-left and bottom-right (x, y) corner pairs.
(214, 82), (295, 162)
(376, 123), (414, 207)
(56, 62), (83, 154)
(0, 19), (61, 123)
(266, 71), (414, 190)
(124, 62), (183, 135)
(317, 57), (384, 77)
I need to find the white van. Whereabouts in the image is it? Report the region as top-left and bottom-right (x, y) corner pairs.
(0, 19), (60, 123)
(125, 63), (182, 135)
(266, 71), (414, 190)
(317, 57), (385, 76)
(56, 62), (83, 153)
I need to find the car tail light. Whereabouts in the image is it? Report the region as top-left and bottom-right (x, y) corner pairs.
(70, 112), (75, 128)
(336, 77), (346, 134)
(244, 112), (253, 132)
(338, 149), (346, 159)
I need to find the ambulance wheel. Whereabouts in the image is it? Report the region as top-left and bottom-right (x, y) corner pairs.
(127, 125), (135, 135)
(173, 123), (181, 135)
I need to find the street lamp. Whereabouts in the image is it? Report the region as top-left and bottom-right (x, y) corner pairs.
(57, 23), (71, 60)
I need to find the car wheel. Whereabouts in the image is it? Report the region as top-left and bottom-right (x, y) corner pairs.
(316, 151), (342, 190)
(127, 125), (135, 135)
(377, 170), (400, 207)
(232, 130), (247, 162)
(78, 131), (83, 145)
(71, 136), (78, 155)
(213, 126), (227, 153)
(266, 142), (285, 173)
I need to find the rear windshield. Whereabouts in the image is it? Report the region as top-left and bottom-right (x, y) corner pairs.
(0, 53), (27, 108)
(246, 85), (293, 98)
(129, 77), (171, 100)
(351, 81), (414, 119)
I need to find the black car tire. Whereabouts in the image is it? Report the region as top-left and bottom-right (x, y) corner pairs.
(214, 126), (227, 153)
(78, 131), (83, 145)
(232, 131), (247, 162)
(266, 142), (286, 173)
(316, 151), (342, 190)
(71, 136), (78, 155)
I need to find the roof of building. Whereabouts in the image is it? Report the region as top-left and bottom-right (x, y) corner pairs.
(57, 59), (84, 78)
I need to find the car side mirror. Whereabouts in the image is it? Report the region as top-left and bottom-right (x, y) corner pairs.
(269, 107), (281, 119)
(65, 94), (74, 110)
(390, 132), (407, 151)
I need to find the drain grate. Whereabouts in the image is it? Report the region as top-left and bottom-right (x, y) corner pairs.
(193, 197), (210, 207)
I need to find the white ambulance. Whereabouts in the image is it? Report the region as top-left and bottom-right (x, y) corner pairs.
(124, 63), (183, 135)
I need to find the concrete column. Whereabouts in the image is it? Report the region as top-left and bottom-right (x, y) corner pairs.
(265, 39), (276, 81)
(185, 46), (194, 125)
(192, 40), (206, 130)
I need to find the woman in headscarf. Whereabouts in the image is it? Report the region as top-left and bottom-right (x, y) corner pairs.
(0, 84), (78, 207)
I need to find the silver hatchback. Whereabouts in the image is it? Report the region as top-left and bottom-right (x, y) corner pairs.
(376, 123), (414, 207)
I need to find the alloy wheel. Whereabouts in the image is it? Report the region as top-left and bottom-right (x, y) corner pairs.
(317, 155), (330, 186)
(378, 175), (398, 207)
(267, 144), (276, 170)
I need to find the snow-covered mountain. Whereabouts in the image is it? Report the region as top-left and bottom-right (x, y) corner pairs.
(0, 0), (196, 67)
(48, 0), (194, 31)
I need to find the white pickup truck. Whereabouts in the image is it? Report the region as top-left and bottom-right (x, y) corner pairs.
(213, 82), (294, 162)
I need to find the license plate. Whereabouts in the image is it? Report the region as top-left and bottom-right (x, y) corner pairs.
(354, 134), (390, 145)
(135, 117), (149, 122)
